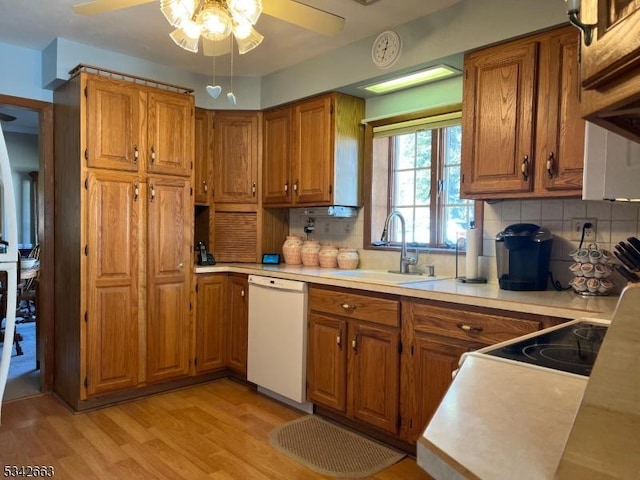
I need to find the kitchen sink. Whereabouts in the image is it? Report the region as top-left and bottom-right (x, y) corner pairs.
(325, 269), (449, 285)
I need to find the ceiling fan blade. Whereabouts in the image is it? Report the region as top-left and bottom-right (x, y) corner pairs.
(263, 0), (345, 36)
(73, 0), (155, 15)
(0, 112), (17, 122)
(202, 38), (232, 57)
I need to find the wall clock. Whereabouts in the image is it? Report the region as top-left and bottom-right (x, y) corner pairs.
(371, 30), (402, 69)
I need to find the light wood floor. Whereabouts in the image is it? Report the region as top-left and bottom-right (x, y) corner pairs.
(1, 379), (433, 479)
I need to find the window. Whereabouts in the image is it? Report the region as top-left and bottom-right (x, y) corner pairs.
(365, 105), (479, 250)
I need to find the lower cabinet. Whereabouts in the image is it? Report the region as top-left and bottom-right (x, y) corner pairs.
(399, 298), (544, 443)
(194, 273), (249, 378)
(307, 286), (401, 435)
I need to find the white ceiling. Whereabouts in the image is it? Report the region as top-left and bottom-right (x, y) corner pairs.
(0, 0), (461, 78)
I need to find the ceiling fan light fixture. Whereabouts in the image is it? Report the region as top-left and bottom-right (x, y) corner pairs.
(227, 0), (262, 25)
(160, 0), (197, 27)
(233, 22), (263, 54)
(197, 1), (233, 41)
(170, 26), (200, 52)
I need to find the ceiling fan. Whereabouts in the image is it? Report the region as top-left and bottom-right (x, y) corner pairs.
(0, 112), (17, 123)
(72, 0), (346, 56)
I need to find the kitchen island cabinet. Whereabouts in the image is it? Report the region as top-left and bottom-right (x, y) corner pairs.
(53, 67), (194, 410)
(579, 0), (640, 142)
(461, 25), (584, 199)
(307, 285), (401, 434)
(262, 92), (364, 207)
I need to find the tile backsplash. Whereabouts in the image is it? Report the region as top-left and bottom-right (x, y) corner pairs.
(288, 199), (640, 290)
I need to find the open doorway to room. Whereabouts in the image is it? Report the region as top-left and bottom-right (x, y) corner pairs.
(0, 94), (53, 401)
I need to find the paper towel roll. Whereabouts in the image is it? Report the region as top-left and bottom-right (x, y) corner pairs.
(466, 226), (480, 280)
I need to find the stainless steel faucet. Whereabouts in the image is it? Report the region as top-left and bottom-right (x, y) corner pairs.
(381, 211), (420, 274)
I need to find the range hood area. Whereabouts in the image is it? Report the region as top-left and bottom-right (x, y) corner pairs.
(582, 122), (640, 202)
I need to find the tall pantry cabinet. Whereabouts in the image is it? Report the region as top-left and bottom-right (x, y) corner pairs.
(54, 68), (194, 410)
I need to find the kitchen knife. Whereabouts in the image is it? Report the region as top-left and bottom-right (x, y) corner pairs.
(614, 249), (639, 273)
(627, 237), (640, 259)
(615, 264), (640, 283)
(619, 241), (640, 269)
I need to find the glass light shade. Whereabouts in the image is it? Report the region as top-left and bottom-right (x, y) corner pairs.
(233, 22), (263, 54)
(197, 2), (233, 41)
(170, 26), (200, 52)
(228, 0), (262, 25)
(161, 0), (197, 27)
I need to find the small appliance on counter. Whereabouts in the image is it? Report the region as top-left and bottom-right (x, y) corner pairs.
(496, 223), (552, 291)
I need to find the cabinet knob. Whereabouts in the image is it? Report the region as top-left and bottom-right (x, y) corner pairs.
(203, 181), (208, 193)
(294, 180), (299, 195)
(133, 145), (139, 164)
(150, 183), (155, 202)
(336, 331), (342, 348)
(341, 303), (357, 311)
(521, 155), (529, 181)
(133, 181), (139, 201)
(150, 146), (156, 163)
(546, 152), (554, 179)
(457, 323), (483, 334)
(241, 289), (245, 297)
(284, 182), (289, 193)
(351, 334), (359, 351)
(252, 182), (256, 196)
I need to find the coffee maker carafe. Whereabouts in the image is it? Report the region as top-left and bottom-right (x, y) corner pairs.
(496, 223), (552, 291)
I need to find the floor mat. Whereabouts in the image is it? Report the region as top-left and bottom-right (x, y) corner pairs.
(269, 415), (405, 478)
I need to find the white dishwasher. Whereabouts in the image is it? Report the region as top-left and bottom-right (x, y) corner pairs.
(247, 275), (311, 411)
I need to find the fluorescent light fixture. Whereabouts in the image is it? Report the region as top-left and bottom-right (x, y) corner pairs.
(362, 64), (460, 94)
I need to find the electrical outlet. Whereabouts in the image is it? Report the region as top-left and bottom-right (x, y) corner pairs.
(571, 218), (597, 242)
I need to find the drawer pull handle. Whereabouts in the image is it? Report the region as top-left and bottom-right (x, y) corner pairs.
(546, 152), (554, 179)
(457, 323), (483, 334)
(521, 155), (529, 181)
(341, 303), (357, 311)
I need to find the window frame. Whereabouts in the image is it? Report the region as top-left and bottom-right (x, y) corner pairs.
(362, 103), (483, 253)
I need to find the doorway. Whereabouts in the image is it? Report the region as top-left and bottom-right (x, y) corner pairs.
(0, 94), (54, 397)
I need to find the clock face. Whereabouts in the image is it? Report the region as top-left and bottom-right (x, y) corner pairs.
(372, 30), (402, 69)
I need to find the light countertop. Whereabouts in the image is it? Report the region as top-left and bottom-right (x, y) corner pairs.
(194, 263), (619, 320)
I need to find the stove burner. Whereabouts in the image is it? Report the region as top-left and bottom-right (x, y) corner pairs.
(484, 321), (608, 376)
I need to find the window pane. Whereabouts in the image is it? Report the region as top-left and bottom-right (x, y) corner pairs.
(416, 130), (432, 168)
(415, 168), (431, 206)
(443, 204), (473, 246)
(444, 165), (461, 203)
(397, 207), (414, 242)
(414, 207), (430, 244)
(395, 133), (415, 170)
(444, 125), (462, 165)
(394, 170), (415, 206)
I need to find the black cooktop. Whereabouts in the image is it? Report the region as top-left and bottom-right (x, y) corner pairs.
(485, 321), (608, 376)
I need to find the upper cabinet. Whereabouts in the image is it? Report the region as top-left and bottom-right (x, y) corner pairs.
(194, 108), (213, 205)
(580, 0), (640, 143)
(85, 75), (193, 177)
(212, 111), (260, 204)
(461, 26), (584, 199)
(262, 92), (364, 207)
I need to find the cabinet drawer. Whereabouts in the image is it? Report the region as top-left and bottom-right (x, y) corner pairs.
(309, 286), (399, 328)
(410, 302), (541, 344)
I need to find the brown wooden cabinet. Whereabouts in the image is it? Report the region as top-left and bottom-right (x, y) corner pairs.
(195, 274), (227, 374)
(146, 177), (192, 384)
(85, 171), (141, 396)
(226, 273), (248, 376)
(194, 108), (213, 205)
(53, 69), (195, 410)
(307, 286), (401, 434)
(85, 75), (193, 177)
(213, 111), (260, 204)
(462, 26), (584, 199)
(580, 0), (640, 142)
(262, 93), (364, 207)
(399, 298), (545, 443)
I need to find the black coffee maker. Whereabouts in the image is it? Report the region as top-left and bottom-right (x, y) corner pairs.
(496, 223), (553, 291)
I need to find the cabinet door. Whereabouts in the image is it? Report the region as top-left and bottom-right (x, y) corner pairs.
(461, 41), (537, 197)
(581, 0), (640, 90)
(146, 176), (192, 383)
(348, 322), (400, 434)
(536, 27), (585, 194)
(293, 96), (333, 204)
(307, 313), (348, 412)
(213, 112), (259, 203)
(263, 108), (292, 205)
(85, 172), (141, 396)
(226, 274), (248, 376)
(195, 274), (226, 373)
(194, 108), (213, 205)
(85, 76), (142, 172)
(403, 335), (485, 442)
(147, 90), (193, 177)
